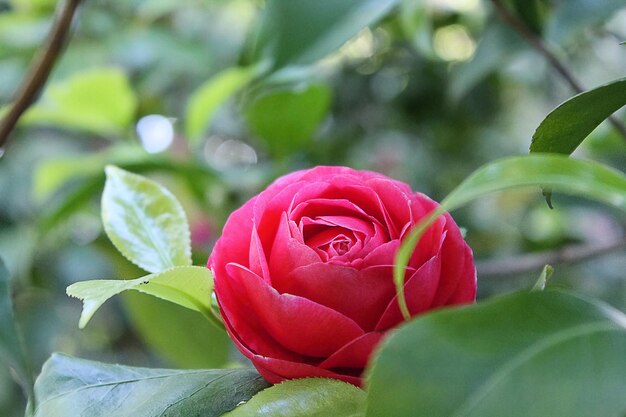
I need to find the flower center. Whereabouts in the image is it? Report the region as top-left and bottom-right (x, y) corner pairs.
(331, 239), (350, 256)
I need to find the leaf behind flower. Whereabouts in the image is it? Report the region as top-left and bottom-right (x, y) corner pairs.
(394, 154), (626, 319)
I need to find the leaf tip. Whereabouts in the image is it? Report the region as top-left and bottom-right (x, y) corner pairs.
(104, 164), (123, 178)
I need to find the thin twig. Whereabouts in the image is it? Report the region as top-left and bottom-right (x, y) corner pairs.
(0, 0), (82, 149)
(489, 0), (626, 143)
(476, 236), (626, 278)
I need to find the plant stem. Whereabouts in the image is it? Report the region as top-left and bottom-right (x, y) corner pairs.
(489, 0), (626, 144)
(0, 0), (82, 150)
(476, 236), (626, 278)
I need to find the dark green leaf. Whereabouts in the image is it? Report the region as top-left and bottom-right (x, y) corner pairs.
(32, 354), (270, 417)
(530, 78), (626, 155)
(225, 378), (365, 417)
(394, 155), (626, 318)
(102, 166), (192, 273)
(0, 257), (33, 403)
(366, 291), (626, 417)
(245, 84), (331, 157)
(254, 0), (397, 70)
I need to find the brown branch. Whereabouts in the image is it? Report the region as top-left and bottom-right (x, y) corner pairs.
(489, 0), (626, 144)
(0, 0), (82, 149)
(476, 236), (626, 278)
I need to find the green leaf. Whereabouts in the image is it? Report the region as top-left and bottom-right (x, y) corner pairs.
(225, 378), (365, 417)
(254, 0), (397, 70)
(32, 353), (270, 417)
(366, 291), (626, 417)
(0, 257), (33, 404)
(34, 145), (149, 203)
(20, 68), (137, 136)
(102, 165), (192, 273)
(531, 264), (554, 291)
(530, 77), (626, 155)
(245, 84), (331, 157)
(394, 155), (626, 319)
(185, 66), (259, 145)
(122, 292), (230, 369)
(66, 266), (219, 329)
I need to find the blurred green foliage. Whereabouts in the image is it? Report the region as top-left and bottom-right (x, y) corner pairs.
(1, 0), (626, 415)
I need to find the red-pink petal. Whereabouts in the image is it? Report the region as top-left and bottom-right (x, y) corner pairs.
(215, 270), (305, 362)
(252, 355), (362, 386)
(442, 243), (476, 305)
(225, 263), (364, 357)
(249, 225), (270, 281)
(430, 213), (473, 306)
(319, 332), (384, 369)
(278, 263), (397, 331)
(208, 197), (256, 278)
(375, 252), (443, 331)
(366, 178), (414, 238)
(269, 213), (321, 284)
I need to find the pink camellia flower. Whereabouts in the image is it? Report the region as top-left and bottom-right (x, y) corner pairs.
(208, 166), (476, 386)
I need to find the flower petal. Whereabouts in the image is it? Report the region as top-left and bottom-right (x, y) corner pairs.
(441, 243), (476, 305)
(430, 213), (475, 306)
(319, 332), (384, 370)
(215, 269), (305, 362)
(278, 263), (397, 331)
(208, 197), (256, 279)
(251, 355), (362, 386)
(375, 251), (443, 331)
(225, 263), (364, 357)
(249, 225), (270, 281)
(269, 213), (321, 283)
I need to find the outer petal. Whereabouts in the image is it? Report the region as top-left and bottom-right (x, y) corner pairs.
(215, 268), (305, 362)
(277, 263), (397, 331)
(224, 263), (364, 357)
(252, 355), (362, 386)
(375, 251), (443, 331)
(319, 332), (384, 370)
(430, 213), (475, 306)
(441, 243), (476, 305)
(208, 197), (256, 279)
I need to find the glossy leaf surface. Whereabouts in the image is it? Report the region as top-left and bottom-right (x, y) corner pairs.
(225, 378), (365, 417)
(366, 291), (626, 417)
(32, 354), (270, 417)
(67, 266), (216, 329)
(531, 77), (626, 155)
(102, 165), (192, 273)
